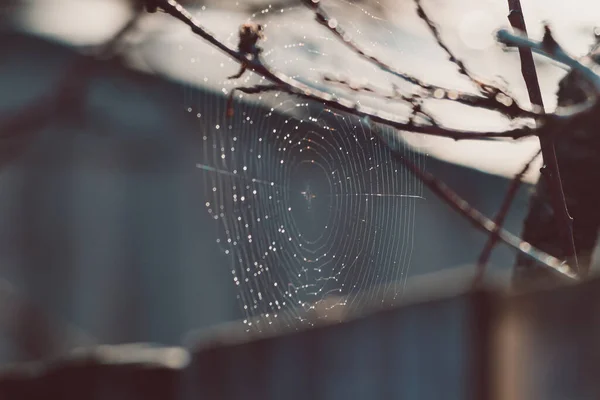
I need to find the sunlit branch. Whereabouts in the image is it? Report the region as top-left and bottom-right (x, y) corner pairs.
(501, 12), (593, 276)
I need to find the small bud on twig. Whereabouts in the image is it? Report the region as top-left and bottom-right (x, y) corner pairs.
(541, 24), (560, 53)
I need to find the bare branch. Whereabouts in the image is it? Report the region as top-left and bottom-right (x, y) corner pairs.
(322, 76), (439, 124)
(226, 84), (279, 118)
(589, 26), (600, 63)
(502, 5), (582, 276)
(302, 0), (537, 120)
(306, 0), (599, 126)
(97, 7), (145, 58)
(497, 28), (600, 92)
(473, 149), (541, 287)
(229, 81), (535, 140)
(375, 129), (576, 280)
(153, 0), (538, 140)
(413, 0), (499, 97)
(227, 76), (574, 277)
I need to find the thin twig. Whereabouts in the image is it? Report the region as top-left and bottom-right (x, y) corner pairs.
(151, 1), (542, 140)
(374, 129), (576, 279)
(413, 0), (499, 97)
(473, 149), (541, 287)
(98, 7), (145, 57)
(303, 0), (537, 120)
(322, 76), (438, 124)
(323, 75), (410, 100)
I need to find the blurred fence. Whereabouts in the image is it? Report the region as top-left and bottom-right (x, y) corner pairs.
(1, 270), (598, 400)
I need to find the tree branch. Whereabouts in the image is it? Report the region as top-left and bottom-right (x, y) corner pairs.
(151, 0), (540, 141)
(473, 149), (541, 287)
(503, 2), (580, 278)
(0, 279), (94, 360)
(375, 129), (576, 280)
(414, 0), (499, 97)
(321, 75), (439, 125)
(302, 0), (540, 120)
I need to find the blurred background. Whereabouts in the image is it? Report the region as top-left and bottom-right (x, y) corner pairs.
(0, 0), (598, 366)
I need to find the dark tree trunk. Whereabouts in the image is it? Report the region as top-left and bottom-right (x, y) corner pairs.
(513, 51), (600, 289)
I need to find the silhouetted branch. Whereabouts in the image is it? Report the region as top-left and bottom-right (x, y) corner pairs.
(306, 0), (599, 125)
(473, 149), (541, 287)
(303, 0), (543, 122)
(150, 0), (543, 141)
(376, 130), (575, 279)
(504, 1), (580, 278)
(414, 0), (500, 97)
(321, 75), (438, 125)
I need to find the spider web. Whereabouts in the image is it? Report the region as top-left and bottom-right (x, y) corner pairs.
(183, 0), (428, 330)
